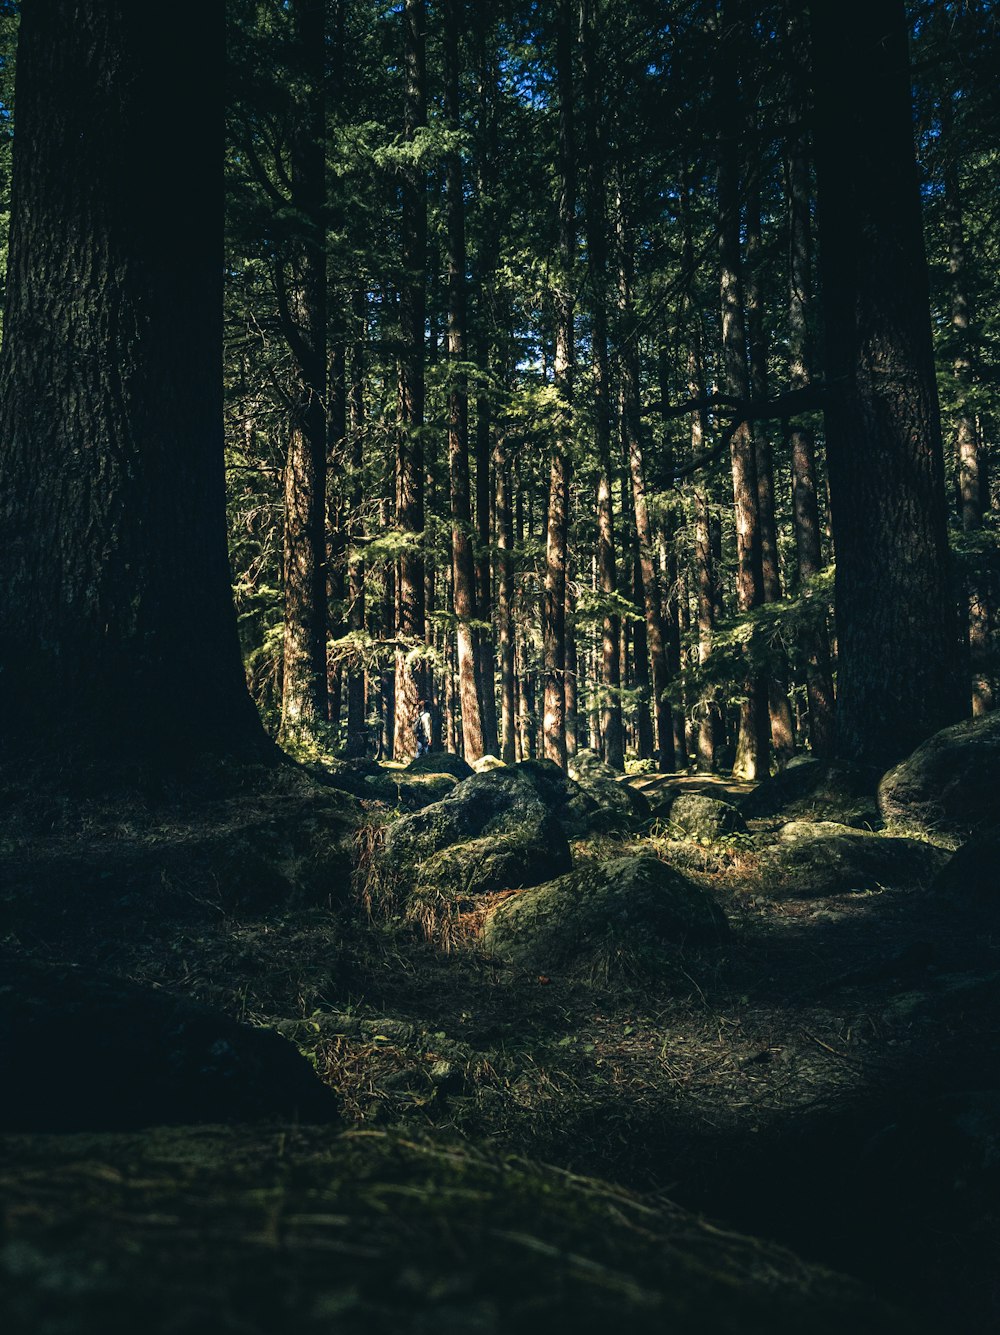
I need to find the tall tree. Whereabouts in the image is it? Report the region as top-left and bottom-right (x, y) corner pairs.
(811, 0), (965, 767)
(0, 0), (262, 761)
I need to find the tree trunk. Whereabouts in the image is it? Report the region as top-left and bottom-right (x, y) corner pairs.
(0, 0), (262, 761)
(279, 0), (328, 737)
(394, 0), (428, 761)
(345, 289), (368, 756)
(496, 434), (517, 762)
(811, 0), (965, 767)
(542, 0), (575, 769)
(444, 0), (484, 762)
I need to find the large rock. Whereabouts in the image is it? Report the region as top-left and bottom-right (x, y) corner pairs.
(375, 767), (573, 902)
(753, 821), (949, 899)
(406, 751), (474, 780)
(666, 793), (748, 843)
(878, 714), (1000, 845)
(0, 959), (338, 1132)
(568, 749), (650, 830)
(932, 831), (1000, 908)
(481, 855), (727, 972)
(739, 757), (880, 828)
(0, 1126), (912, 1335)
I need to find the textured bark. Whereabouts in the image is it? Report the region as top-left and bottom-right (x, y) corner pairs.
(394, 0), (428, 760)
(0, 0), (262, 760)
(444, 0), (484, 762)
(280, 0), (328, 736)
(496, 436), (517, 762)
(812, 0), (965, 767)
(542, 0), (575, 769)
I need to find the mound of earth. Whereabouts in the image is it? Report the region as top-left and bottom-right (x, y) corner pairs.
(0, 959), (338, 1132)
(752, 822), (949, 899)
(568, 749), (650, 830)
(0, 1125), (914, 1335)
(481, 855), (727, 973)
(878, 713), (1000, 845)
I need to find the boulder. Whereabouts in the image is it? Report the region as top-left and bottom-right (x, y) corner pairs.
(878, 713), (1000, 844)
(739, 757), (880, 828)
(753, 821), (949, 899)
(375, 767), (572, 902)
(0, 959), (338, 1132)
(932, 831), (1000, 908)
(481, 855), (727, 972)
(407, 751), (474, 780)
(514, 757), (603, 836)
(472, 753), (506, 773)
(568, 749), (650, 830)
(666, 793), (748, 843)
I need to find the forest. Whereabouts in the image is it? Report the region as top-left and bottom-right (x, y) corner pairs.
(0, 0), (999, 1331)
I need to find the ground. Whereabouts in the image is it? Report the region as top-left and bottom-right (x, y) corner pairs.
(1, 754), (997, 1330)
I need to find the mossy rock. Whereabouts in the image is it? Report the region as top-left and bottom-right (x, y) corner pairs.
(407, 751), (475, 780)
(666, 793), (748, 843)
(473, 753), (507, 773)
(567, 749), (650, 830)
(0, 1125), (915, 1335)
(0, 958), (338, 1132)
(739, 758), (880, 828)
(878, 713), (1000, 845)
(411, 812), (572, 906)
(753, 821), (949, 899)
(481, 855), (727, 973)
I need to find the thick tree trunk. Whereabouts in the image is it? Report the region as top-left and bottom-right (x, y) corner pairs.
(394, 0), (428, 761)
(812, 0), (965, 767)
(276, 0), (328, 737)
(0, 0), (262, 761)
(542, 0), (575, 769)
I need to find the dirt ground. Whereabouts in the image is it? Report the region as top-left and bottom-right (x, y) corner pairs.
(1, 756), (998, 1330)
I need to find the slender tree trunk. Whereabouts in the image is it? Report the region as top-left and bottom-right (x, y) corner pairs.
(394, 0), (428, 760)
(443, 0), (484, 761)
(811, 0), (965, 767)
(945, 137), (993, 715)
(718, 7), (769, 780)
(542, 0), (575, 768)
(0, 0), (263, 760)
(345, 289), (368, 756)
(496, 435), (517, 762)
(280, 0), (328, 737)
(784, 24), (836, 756)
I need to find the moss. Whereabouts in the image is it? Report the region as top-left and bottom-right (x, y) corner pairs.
(0, 1126), (916, 1335)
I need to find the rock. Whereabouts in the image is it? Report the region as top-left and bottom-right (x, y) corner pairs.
(666, 793), (748, 843)
(739, 757), (880, 828)
(512, 758), (603, 836)
(0, 959), (338, 1132)
(481, 855), (727, 972)
(406, 751), (474, 780)
(878, 713), (1000, 844)
(0, 1125), (912, 1335)
(375, 768), (573, 902)
(472, 753), (506, 773)
(932, 830), (1000, 908)
(568, 749), (650, 830)
(753, 821), (949, 898)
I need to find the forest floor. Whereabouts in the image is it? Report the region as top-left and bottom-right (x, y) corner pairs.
(1, 755), (998, 1331)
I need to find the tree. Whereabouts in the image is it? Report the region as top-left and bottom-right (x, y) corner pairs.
(811, 0), (965, 768)
(0, 0), (262, 762)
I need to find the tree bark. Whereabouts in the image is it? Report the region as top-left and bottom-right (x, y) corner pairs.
(812, 0), (965, 767)
(0, 0), (262, 761)
(345, 289), (368, 756)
